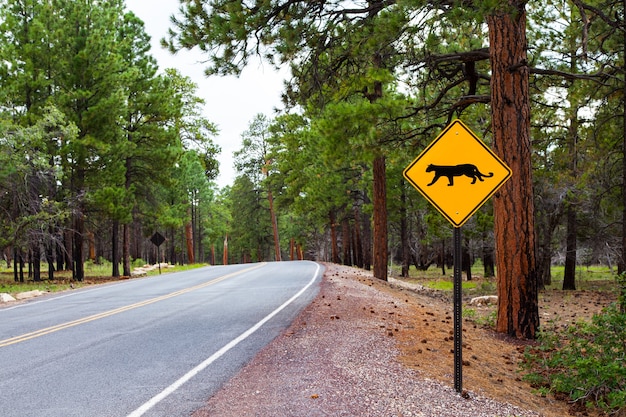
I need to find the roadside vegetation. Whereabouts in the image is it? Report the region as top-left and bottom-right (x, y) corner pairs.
(0, 260), (209, 297)
(394, 264), (625, 416)
(521, 275), (625, 416)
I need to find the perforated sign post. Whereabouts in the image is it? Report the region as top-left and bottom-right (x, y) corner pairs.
(403, 119), (511, 394)
(150, 232), (166, 274)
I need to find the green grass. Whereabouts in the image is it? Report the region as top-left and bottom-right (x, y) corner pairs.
(392, 262), (618, 294)
(0, 260), (210, 296)
(421, 279), (477, 291)
(547, 264), (616, 290)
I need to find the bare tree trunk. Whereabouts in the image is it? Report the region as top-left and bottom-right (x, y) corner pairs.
(185, 208), (195, 264)
(400, 182), (410, 277)
(87, 231), (96, 262)
(112, 221), (120, 277)
(73, 210), (84, 281)
(223, 234), (228, 265)
(56, 236), (64, 272)
(482, 231), (495, 278)
(123, 223), (131, 277)
(353, 204), (364, 268)
(13, 247), (18, 282)
(342, 217), (352, 266)
(64, 229), (72, 272)
(361, 193), (373, 271)
(330, 211), (340, 264)
(487, 2), (539, 339)
(32, 244), (41, 282)
(462, 235), (472, 281)
(268, 189), (281, 261)
(563, 205), (577, 290)
(373, 155), (388, 281)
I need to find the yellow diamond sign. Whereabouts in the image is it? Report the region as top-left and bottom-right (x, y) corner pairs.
(403, 120), (511, 228)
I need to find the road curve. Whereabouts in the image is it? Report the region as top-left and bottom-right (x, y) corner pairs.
(0, 261), (322, 417)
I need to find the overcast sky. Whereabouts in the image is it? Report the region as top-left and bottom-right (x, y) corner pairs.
(125, 0), (287, 188)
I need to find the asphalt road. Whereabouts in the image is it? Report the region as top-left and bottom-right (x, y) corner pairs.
(0, 261), (322, 417)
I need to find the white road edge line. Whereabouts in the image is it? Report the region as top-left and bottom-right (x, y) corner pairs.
(126, 262), (322, 417)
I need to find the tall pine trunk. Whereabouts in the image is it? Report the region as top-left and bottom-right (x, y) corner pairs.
(73, 209), (85, 281)
(330, 211), (340, 263)
(112, 221), (120, 277)
(487, 2), (539, 339)
(268, 189), (281, 261)
(342, 217), (352, 266)
(400, 183), (410, 278)
(563, 205), (577, 290)
(373, 155), (388, 281)
(123, 223), (131, 276)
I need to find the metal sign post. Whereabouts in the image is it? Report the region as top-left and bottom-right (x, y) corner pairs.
(453, 226), (463, 393)
(150, 232), (166, 274)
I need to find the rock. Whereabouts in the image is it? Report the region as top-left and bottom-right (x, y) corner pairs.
(131, 263), (171, 276)
(0, 293), (16, 303)
(15, 290), (46, 300)
(469, 295), (498, 306)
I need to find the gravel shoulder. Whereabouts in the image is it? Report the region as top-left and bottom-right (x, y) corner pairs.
(192, 263), (558, 417)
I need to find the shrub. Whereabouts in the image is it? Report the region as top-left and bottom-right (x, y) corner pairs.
(523, 303), (626, 415)
(618, 272), (626, 313)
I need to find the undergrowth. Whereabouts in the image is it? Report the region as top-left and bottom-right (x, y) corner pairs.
(522, 292), (626, 415)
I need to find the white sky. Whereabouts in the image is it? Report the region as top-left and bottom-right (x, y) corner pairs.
(125, 0), (287, 188)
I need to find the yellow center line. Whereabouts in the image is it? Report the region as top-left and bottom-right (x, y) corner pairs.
(0, 263), (266, 348)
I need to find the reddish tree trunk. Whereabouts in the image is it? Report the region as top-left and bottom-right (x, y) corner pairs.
(487, 2), (539, 339)
(223, 235), (228, 265)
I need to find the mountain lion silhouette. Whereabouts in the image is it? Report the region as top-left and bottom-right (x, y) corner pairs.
(426, 164), (493, 186)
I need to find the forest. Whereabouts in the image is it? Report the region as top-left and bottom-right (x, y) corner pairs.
(1, 0), (624, 339)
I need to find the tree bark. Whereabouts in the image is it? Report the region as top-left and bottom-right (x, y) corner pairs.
(64, 229), (72, 272)
(563, 205), (577, 290)
(268, 189), (281, 261)
(13, 247), (18, 283)
(223, 234), (228, 265)
(87, 231), (96, 262)
(330, 211), (340, 263)
(487, 2), (539, 339)
(32, 244), (41, 282)
(73, 210), (84, 281)
(361, 192), (372, 271)
(112, 221), (120, 277)
(400, 182), (410, 277)
(353, 204), (364, 268)
(373, 155), (388, 281)
(185, 207), (195, 264)
(462, 236), (472, 281)
(342, 217), (352, 266)
(122, 223), (131, 277)
(482, 232), (495, 278)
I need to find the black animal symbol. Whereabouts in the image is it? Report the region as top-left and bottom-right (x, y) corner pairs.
(426, 164), (494, 186)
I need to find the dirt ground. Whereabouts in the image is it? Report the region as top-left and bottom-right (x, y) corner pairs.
(362, 268), (621, 417)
